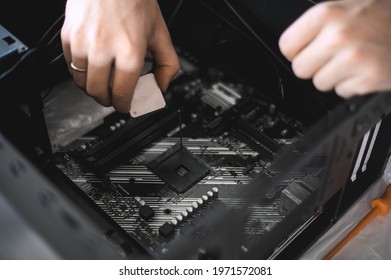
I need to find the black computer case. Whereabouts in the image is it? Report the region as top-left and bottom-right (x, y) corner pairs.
(1, 0), (390, 259)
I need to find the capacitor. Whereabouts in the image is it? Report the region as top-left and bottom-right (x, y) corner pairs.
(181, 211), (188, 219)
(170, 219), (178, 226)
(212, 187), (219, 198)
(135, 196), (145, 207)
(134, 196), (141, 206)
(186, 207), (194, 216)
(176, 215), (183, 223)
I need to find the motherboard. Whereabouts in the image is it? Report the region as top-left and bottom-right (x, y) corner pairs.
(52, 67), (322, 259)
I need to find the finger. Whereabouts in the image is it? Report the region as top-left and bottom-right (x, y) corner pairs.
(70, 55), (88, 90)
(149, 16), (180, 92)
(312, 52), (353, 92)
(111, 57), (144, 113)
(335, 77), (363, 99)
(335, 73), (379, 99)
(279, 4), (334, 61)
(291, 29), (336, 79)
(86, 58), (113, 107)
(60, 28), (72, 75)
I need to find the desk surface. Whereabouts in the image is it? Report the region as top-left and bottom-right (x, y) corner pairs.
(301, 159), (391, 260)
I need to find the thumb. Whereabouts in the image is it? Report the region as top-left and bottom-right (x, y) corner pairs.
(154, 64), (180, 92)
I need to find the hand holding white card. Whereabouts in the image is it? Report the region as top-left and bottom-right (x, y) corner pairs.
(130, 73), (167, 118)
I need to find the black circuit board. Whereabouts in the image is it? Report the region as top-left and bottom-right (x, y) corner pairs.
(53, 73), (319, 258)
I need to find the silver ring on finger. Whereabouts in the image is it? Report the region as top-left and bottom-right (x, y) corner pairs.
(70, 62), (87, 73)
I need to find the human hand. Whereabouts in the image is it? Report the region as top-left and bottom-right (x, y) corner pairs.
(61, 0), (180, 112)
(279, 0), (391, 98)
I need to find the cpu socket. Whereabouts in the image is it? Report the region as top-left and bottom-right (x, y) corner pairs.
(147, 144), (210, 194)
